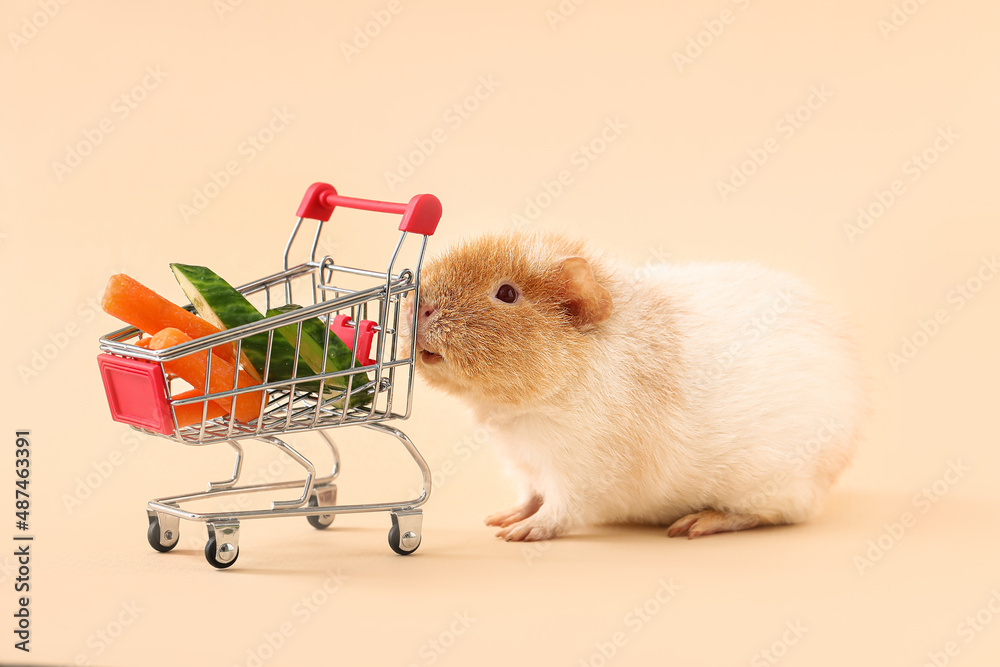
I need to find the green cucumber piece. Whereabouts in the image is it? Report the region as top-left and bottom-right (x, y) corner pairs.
(267, 305), (374, 409)
(169, 263), (300, 384)
(267, 305), (355, 374)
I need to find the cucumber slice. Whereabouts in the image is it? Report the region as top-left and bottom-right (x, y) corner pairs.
(169, 263), (299, 383)
(170, 263), (373, 406)
(267, 305), (374, 409)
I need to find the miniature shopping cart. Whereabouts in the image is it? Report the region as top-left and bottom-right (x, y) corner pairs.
(97, 183), (441, 568)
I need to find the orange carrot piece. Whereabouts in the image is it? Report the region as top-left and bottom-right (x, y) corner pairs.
(171, 389), (229, 427)
(149, 328), (264, 423)
(102, 274), (235, 363)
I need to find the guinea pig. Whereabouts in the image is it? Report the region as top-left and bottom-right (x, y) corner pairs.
(405, 231), (866, 541)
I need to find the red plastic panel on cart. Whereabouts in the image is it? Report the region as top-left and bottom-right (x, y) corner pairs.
(97, 354), (174, 435)
(331, 315), (377, 366)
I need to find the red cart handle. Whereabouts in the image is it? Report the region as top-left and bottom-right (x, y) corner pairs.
(296, 182), (441, 236)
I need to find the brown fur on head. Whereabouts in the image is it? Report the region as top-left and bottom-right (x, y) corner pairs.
(406, 232), (614, 407)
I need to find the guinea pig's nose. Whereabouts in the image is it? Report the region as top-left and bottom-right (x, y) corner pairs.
(418, 303), (437, 322)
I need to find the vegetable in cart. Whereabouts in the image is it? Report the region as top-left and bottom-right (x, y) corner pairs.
(267, 304), (373, 409)
(101, 273), (235, 362)
(148, 327), (264, 423)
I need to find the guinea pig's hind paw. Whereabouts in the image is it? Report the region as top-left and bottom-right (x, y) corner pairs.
(666, 510), (761, 539)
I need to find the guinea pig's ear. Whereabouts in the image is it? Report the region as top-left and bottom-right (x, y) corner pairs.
(549, 257), (613, 328)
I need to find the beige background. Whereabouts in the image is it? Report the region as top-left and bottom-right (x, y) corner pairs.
(2, 0), (999, 665)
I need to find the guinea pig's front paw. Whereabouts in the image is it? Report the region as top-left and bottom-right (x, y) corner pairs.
(484, 495), (544, 527)
(495, 515), (564, 542)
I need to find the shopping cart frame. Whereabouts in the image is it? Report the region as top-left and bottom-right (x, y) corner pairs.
(97, 183), (441, 568)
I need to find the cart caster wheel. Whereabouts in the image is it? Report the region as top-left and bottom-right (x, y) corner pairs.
(388, 510), (422, 555)
(388, 524), (421, 555)
(204, 520), (240, 569)
(204, 536), (239, 569)
(306, 485), (337, 530)
(146, 512), (179, 553)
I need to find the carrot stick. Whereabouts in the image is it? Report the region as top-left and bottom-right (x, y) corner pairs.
(102, 274), (235, 363)
(171, 389), (229, 427)
(149, 328), (264, 423)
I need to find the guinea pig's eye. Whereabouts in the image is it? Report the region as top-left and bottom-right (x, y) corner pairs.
(494, 283), (520, 304)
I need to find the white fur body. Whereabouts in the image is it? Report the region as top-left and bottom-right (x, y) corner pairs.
(469, 260), (866, 534)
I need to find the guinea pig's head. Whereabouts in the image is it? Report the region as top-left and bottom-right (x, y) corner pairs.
(403, 232), (613, 407)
